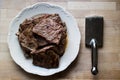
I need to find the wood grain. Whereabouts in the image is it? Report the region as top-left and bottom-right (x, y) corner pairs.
(68, 2), (116, 10)
(0, 0), (120, 80)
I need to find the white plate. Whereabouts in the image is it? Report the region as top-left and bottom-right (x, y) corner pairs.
(8, 3), (81, 76)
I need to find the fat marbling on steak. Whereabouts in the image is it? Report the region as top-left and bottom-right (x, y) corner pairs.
(16, 14), (67, 68)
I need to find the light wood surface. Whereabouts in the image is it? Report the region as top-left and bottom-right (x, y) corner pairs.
(0, 0), (120, 80)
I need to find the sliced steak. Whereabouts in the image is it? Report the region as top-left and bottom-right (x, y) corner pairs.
(17, 19), (49, 57)
(32, 14), (66, 45)
(17, 14), (67, 68)
(32, 45), (59, 68)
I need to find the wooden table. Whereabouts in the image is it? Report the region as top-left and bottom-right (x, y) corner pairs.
(0, 0), (120, 80)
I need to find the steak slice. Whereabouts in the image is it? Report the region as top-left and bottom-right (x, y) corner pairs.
(17, 19), (49, 57)
(32, 45), (59, 68)
(32, 14), (66, 45)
